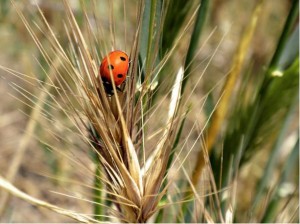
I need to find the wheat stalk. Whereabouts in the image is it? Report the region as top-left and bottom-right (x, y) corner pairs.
(5, 1), (187, 222)
(0, 175), (98, 223)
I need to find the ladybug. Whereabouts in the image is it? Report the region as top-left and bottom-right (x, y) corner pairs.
(99, 50), (129, 95)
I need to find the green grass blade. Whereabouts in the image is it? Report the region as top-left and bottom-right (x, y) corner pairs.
(138, 0), (163, 153)
(267, 0), (299, 74)
(181, 0), (209, 96)
(93, 162), (103, 221)
(161, 0), (194, 54)
(243, 57), (299, 162)
(89, 125), (104, 221)
(261, 0), (299, 90)
(251, 90), (299, 209)
(261, 137), (299, 222)
(139, 0), (162, 82)
(139, 0), (151, 69)
(278, 26), (299, 69)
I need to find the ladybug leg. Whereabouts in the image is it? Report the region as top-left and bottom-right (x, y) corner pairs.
(102, 81), (124, 95)
(103, 81), (114, 96)
(116, 86), (123, 92)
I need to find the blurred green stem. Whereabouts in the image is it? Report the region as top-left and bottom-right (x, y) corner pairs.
(261, 137), (299, 223)
(252, 60), (299, 209)
(139, 0), (163, 150)
(261, 0), (299, 90)
(181, 0), (209, 95)
(267, 0), (299, 72)
(88, 125), (104, 221)
(145, 0), (158, 74)
(93, 157), (103, 221)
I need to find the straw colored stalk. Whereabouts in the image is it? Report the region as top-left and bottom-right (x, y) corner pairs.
(11, 0), (184, 222)
(63, 1), (185, 221)
(190, 0), (265, 188)
(0, 175), (98, 223)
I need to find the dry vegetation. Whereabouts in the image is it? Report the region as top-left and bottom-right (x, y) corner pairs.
(0, 0), (298, 222)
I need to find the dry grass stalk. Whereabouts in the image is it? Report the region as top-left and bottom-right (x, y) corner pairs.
(4, 0), (187, 222)
(0, 58), (61, 216)
(0, 175), (98, 223)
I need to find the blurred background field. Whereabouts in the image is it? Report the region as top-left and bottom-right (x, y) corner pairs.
(0, 0), (298, 222)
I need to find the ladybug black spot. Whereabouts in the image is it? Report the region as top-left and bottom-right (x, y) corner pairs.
(108, 65), (114, 70)
(117, 74), (123, 78)
(120, 56), (126, 61)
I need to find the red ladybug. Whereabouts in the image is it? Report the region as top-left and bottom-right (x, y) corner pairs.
(99, 50), (129, 95)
